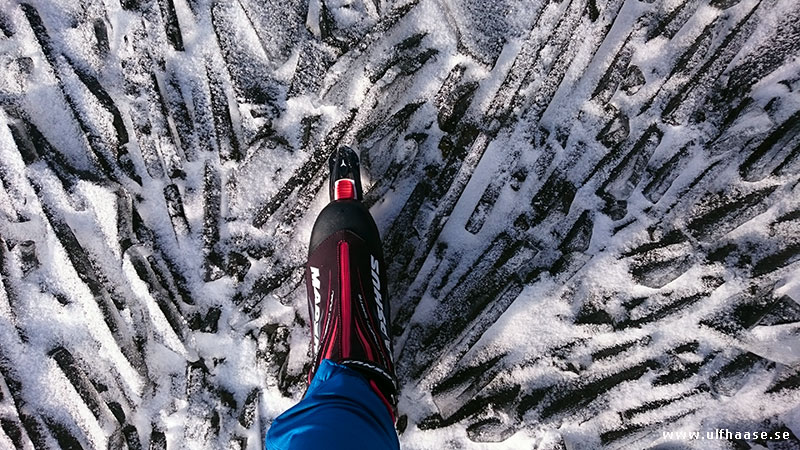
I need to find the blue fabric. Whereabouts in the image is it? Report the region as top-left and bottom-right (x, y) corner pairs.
(265, 360), (399, 450)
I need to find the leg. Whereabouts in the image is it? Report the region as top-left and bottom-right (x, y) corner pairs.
(265, 360), (399, 450)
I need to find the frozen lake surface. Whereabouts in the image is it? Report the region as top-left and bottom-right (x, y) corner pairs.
(0, 0), (799, 448)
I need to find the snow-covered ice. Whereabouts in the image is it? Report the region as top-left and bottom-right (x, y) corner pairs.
(0, 0), (799, 448)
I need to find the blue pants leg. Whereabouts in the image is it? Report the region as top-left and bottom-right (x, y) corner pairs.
(265, 360), (400, 450)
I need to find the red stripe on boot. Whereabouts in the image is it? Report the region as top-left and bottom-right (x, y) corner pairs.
(355, 318), (373, 360)
(339, 241), (351, 358)
(323, 319), (338, 360)
(370, 380), (396, 423)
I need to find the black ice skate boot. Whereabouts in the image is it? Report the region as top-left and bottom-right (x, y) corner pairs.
(305, 146), (398, 420)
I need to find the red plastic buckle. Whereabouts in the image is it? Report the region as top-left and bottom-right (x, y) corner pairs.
(334, 179), (356, 200)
